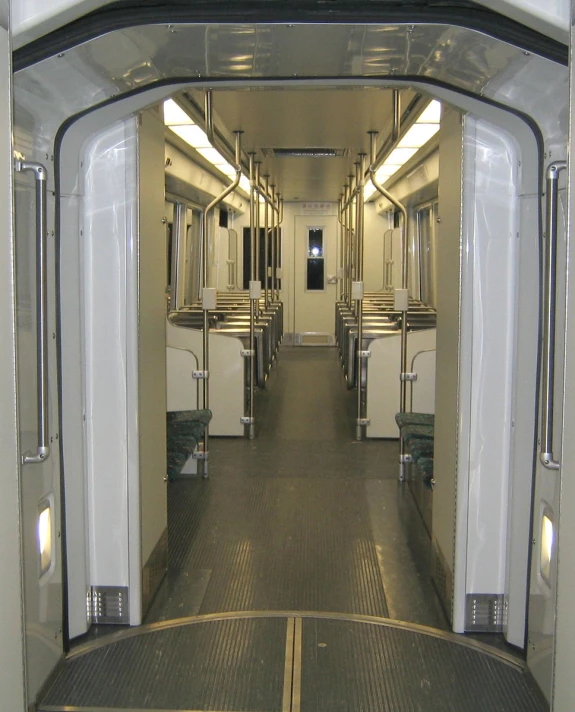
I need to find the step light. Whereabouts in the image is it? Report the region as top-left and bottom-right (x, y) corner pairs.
(540, 510), (554, 585)
(38, 501), (53, 577)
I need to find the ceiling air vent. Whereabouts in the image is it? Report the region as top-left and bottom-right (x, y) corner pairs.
(267, 148), (347, 158)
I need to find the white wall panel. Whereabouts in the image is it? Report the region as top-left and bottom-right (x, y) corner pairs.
(83, 119), (137, 593)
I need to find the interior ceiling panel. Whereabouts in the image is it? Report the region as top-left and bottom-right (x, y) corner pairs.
(186, 86), (417, 201)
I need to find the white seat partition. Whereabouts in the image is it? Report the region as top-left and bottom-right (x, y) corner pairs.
(366, 328), (436, 438)
(166, 320), (244, 436)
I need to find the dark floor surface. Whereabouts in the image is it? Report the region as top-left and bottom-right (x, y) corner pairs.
(146, 346), (446, 629)
(47, 347), (548, 711)
(75, 346), (520, 659)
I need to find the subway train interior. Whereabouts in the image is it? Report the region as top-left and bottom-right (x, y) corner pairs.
(3, 0), (575, 710)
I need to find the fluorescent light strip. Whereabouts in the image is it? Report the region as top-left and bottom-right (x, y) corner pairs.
(365, 99), (441, 202)
(164, 99), (247, 192)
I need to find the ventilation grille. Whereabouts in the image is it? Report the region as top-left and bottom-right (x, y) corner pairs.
(263, 148), (348, 158)
(465, 594), (506, 632)
(88, 586), (130, 625)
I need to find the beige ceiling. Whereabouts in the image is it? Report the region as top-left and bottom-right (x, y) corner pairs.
(185, 86), (417, 202)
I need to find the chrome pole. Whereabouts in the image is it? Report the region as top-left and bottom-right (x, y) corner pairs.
(205, 90), (214, 145)
(368, 131), (410, 480)
(392, 89), (401, 143)
(347, 176), (355, 309)
(247, 153), (257, 438)
(343, 184), (350, 303)
(540, 160), (567, 469)
(276, 194), (283, 301)
(338, 194), (345, 301)
(355, 155), (366, 441)
(270, 185), (279, 302)
(264, 175), (270, 309)
(16, 160), (50, 464)
(255, 161), (261, 295)
(201, 131), (243, 473)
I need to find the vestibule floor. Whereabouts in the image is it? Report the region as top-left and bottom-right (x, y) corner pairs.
(47, 347), (546, 712)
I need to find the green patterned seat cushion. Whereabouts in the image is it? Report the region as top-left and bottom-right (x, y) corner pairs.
(166, 410), (212, 480)
(415, 456), (434, 488)
(168, 409), (212, 427)
(406, 437), (434, 462)
(402, 424), (434, 443)
(395, 412), (434, 429)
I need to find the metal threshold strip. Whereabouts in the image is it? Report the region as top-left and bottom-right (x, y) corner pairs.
(283, 618), (303, 712)
(38, 612), (545, 712)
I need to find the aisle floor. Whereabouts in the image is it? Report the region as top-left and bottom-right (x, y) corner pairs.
(146, 346), (447, 628)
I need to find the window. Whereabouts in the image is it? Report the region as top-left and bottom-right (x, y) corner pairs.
(417, 201), (438, 308)
(243, 227), (282, 290)
(306, 228), (325, 291)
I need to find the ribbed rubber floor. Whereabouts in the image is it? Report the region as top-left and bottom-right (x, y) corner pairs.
(41, 617), (286, 711)
(39, 615), (546, 711)
(164, 476), (389, 618)
(301, 618), (546, 712)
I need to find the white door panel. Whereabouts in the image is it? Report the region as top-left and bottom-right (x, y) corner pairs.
(15, 163), (63, 702)
(294, 213), (338, 341)
(527, 183), (567, 701)
(0, 3), (28, 707)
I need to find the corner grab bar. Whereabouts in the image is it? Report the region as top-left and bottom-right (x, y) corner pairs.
(16, 159), (50, 465)
(540, 160), (567, 470)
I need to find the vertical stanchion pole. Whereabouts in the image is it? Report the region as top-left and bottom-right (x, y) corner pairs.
(247, 153), (257, 439)
(367, 131), (410, 480)
(264, 175), (270, 309)
(355, 155), (366, 441)
(347, 176), (355, 309)
(276, 194), (283, 302)
(270, 184), (276, 303)
(201, 130), (243, 473)
(255, 161), (261, 306)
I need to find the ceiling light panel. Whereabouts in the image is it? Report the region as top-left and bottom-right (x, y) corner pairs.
(398, 123), (439, 148)
(417, 99), (442, 123)
(169, 124), (212, 149)
(164, 99), (195, 126)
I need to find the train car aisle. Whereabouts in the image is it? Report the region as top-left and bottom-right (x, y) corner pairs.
(147, 346), (446, 625)
(39, 348), (546, 711)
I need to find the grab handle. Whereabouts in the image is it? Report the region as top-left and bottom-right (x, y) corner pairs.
(16, 159), (50, 465)
(540, 160), (567, 470)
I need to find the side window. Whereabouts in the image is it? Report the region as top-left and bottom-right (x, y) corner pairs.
(243, 227), (282, 290)
(306, 227), (324, 291)
(417, 201), (438, 308)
